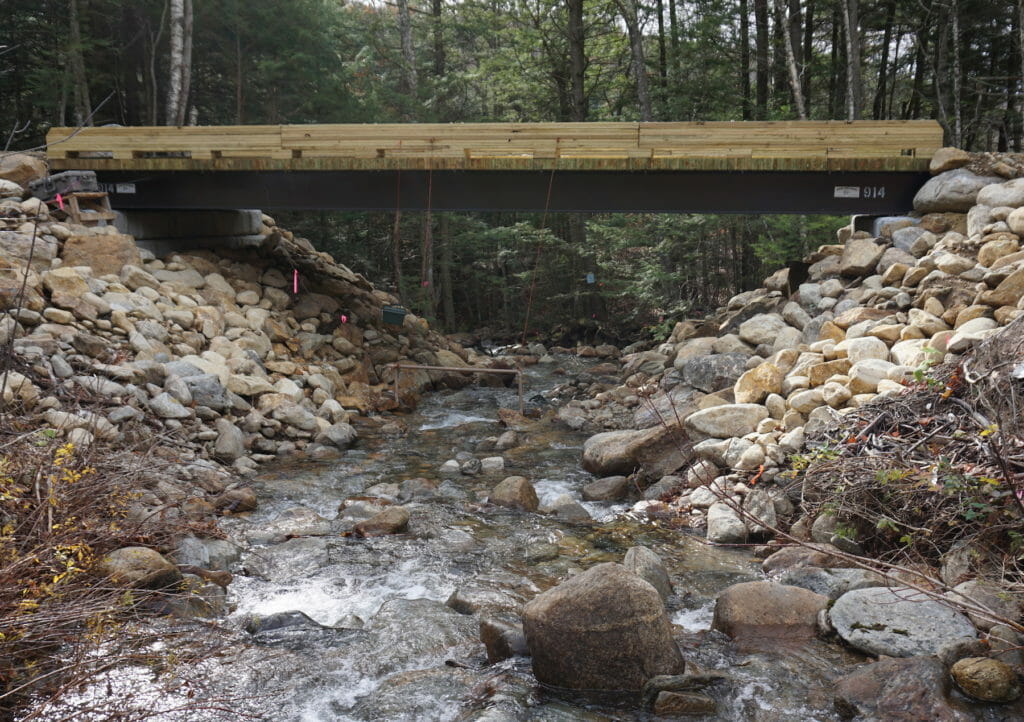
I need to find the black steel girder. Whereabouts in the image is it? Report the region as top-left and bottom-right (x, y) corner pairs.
(95, 169), (928, 215)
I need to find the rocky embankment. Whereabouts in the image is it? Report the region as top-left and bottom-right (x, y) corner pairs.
(0, 155), (493, 525)
(545, 147), (1024, 715)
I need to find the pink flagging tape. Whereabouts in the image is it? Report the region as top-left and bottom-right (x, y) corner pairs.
(293, 269), (298, 294)
(56, 193), (64, 211)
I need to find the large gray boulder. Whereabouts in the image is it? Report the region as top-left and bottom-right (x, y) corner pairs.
(522, 562), (684, 691)
(830, 586), (977, 657)
(913, 168), (1001, 213)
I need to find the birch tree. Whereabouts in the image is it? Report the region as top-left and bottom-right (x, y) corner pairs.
(166, 0), (193, 126)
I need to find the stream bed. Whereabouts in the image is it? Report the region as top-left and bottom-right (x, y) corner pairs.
(55, 356), (868, 721)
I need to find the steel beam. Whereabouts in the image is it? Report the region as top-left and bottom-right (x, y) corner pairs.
(95, 169), (929, 215)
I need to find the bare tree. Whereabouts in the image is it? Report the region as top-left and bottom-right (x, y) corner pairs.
(775, 0), (806, 118)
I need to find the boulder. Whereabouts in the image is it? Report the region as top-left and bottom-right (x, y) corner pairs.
(213, 418), (245, 461)
(681, 352), (747, 393)
(623, 546), (673, 601)
(840, 239), (885, 277)
(353, 506), (410, 536)
(479, 617), (529, 663)
(101, 547), (182, 589)
(830, 586), (977, 657)
(711, 581), (828, 642)
(314, 422), (358, 449)
(489, 476), (539, 512)
(522, 562), (684, 691)
(928, 147), (971, 174)
(913, 169), (1002, 213)
(950, 657), (1023, 703)
(1008, 207), (1024, 235)
(684, 404), (769, 440)
(834, 656), (974, 721)
(0, 231), (59, 270)
(582, 475), (630, 502)
(976, 177), (1024, 208)
(733, 361), (782, 404)
(706, 502), (746, 543)
(149, 392), (192, 419)
(581, 428), (647, 476)
(61, 234), (142, 277)
(737, 314), (789, 346)
(214, 487), (258, 513)
(0, 153), (47, 186)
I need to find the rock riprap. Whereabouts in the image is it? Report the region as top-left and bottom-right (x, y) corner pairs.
(522, 562), (684, 691)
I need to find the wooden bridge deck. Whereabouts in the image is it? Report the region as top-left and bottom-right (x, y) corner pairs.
(46, 120), (942, 173)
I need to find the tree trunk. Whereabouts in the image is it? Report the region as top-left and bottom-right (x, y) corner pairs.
(668, 0), (682, 87)
(802, 0), (814, 114)
(1020, 0), (1024, 144)
(396, 0), (417, 116)
(68, 0), (92, 126)
(828, 3), (842, 119)
(839, 0), (863, 119)
(775, 0), (806, 118)
(872, 0), (895, 119)
(655, 0), (668, 116)
(432, 0), (446, 75)
(167, 0), (183, 125)
(147, 2), (167, 125)
(950, 0), (962, 146)
(740, 0), (752, 120)
(754, 0), (769, 119)
(618, 0), (652, 121)
(567, 0), (587, 121)
(906, 20), (928, 119)
(177, 0), (193, 126)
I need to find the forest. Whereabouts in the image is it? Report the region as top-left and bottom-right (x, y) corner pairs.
(2, 0), (1022, 339)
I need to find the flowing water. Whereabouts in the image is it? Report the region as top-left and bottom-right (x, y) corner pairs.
(49, 356), (868, 721)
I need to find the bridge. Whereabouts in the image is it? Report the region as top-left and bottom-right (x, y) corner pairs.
(45, 120), (942, 215)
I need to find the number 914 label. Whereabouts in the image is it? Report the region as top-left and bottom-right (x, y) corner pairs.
(834, 185), (885, 199)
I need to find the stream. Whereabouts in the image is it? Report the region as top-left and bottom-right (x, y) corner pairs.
(54, 356), (867, 721)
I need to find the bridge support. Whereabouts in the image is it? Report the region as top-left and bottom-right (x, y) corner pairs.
(113, 209), (266, 255)
(96, 169), (930, 216)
